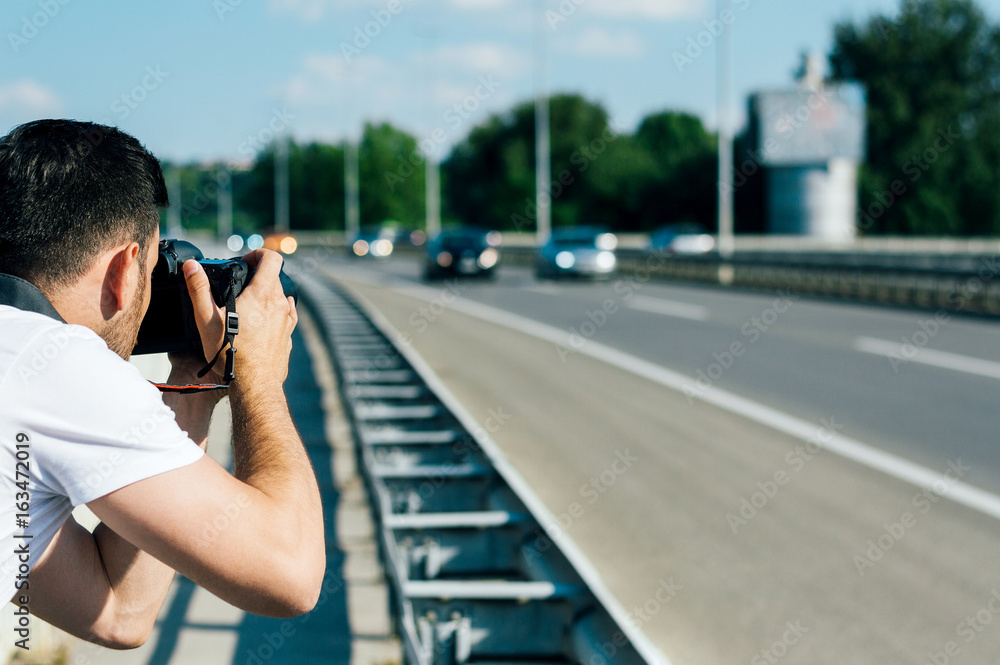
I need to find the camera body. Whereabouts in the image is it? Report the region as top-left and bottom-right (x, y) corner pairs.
(133, 239), (296, 356)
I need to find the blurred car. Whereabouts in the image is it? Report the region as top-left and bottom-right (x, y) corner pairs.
(536, 227), (617, 280)
(649, 223), (716, 255)
(351, 226), (398, 259)
(263, 231), (298, 255)
(423, 228), (500, 280)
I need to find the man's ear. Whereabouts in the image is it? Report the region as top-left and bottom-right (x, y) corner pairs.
(100, 243), (141, 319)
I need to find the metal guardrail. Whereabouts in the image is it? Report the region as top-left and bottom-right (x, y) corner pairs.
(290, 233), (1000, 314)
(292, 267), (667, 665)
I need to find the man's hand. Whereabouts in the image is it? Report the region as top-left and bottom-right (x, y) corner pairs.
(180, 251), (297, 388)
(178, 259), (226, 385)
(231, 249), (297, 387)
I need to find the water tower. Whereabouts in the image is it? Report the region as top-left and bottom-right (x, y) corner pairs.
(748, 55), (866, 241)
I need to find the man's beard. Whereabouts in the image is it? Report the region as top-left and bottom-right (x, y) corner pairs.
(97, 266), (147, 360)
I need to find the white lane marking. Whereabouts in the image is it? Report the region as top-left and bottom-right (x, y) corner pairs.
(387, 282), (1000, 523)
(855, 337), (1000, 382)
(627, 295), (709, 321)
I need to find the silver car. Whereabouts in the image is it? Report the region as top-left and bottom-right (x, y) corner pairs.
(536, 227), (618, 280)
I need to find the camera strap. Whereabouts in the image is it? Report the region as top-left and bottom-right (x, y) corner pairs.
(152, 278), (239, 394)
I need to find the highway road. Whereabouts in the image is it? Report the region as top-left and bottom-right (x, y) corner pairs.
(303, 252), (1000, 664)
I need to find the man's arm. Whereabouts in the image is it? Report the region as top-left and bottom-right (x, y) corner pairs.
(28, 250), (325, 646)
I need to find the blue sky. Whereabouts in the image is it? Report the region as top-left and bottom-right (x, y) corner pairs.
(1, 0), (996, 164)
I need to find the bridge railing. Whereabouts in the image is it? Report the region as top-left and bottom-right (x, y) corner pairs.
(292, 232), (1000, 315)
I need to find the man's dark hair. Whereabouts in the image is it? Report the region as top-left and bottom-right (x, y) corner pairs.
(0, 119), (168, 291)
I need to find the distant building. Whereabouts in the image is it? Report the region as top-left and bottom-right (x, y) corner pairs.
(748, 54), (866, 240)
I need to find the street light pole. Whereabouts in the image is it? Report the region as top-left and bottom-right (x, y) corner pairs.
(534, 0), (552, 245)
(275, 136), (290, 233)
(167, 166), (182, 237)
(426, 158), (441, 238)
(217, 164), (232, 240)
(345, 140), (360, 242)
(717, 0), (735, 261)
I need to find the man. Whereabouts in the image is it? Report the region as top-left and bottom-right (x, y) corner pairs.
(0, 119), (325, 648)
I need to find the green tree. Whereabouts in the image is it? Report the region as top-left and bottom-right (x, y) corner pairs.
(239, 141), (346, 231)
(236, 123), (427, 232)
(632, 112), (718, 231)
(443, 94), (618, 231)
(360, 122), (425, 227)
(829, 0), (1000, 235)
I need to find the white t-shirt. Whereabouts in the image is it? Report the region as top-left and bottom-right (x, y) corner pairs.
(0, 305), (205, 586)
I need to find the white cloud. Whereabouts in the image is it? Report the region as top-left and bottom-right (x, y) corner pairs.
(274, 45), (521, 149)
(421, 42), (527, 75)
(267, 0), (361, 21)
(586, 0), (704, 20)
(560, 27), (646, 58)
(0, 80), (64, 117)
(448, 0), (513, 9)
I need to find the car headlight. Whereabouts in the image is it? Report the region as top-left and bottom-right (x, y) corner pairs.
(372, 239), (394, 257)
(353, 239), (370, 256)
(478, 248), (498, 269)
(555, 251), (576, 269)
(437, 251), (453, 267)
(596, 251), (616, 270)
(596, 233), (618, 251)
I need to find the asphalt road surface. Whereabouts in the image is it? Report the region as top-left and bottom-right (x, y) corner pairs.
(303, 252), (1000, 665)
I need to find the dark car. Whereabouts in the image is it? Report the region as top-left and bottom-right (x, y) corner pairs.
(536, 227), (618, 280)
(423, 228), (501, 280)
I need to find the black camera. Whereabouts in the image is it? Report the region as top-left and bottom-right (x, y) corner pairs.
(133, 239), (297, 356)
